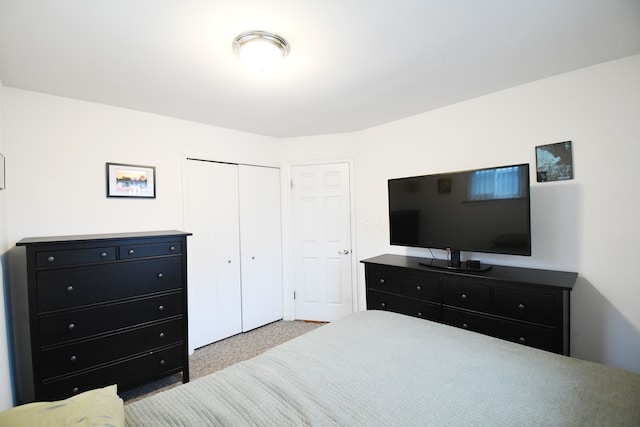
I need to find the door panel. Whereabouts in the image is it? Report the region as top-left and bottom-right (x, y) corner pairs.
(184, 160), (241, 351)
(292, 163), (353, 322)
(239, 165), (283, 332)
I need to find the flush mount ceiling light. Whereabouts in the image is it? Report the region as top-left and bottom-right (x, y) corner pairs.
(232, 31), (290, 71)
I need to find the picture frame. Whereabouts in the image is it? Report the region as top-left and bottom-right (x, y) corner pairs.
(0, 153), (5, 190)
(106, 162), (156, 198)
(536, 141), (574, 182)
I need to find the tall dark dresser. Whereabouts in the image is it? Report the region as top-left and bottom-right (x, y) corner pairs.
(9, 230), (191, 403)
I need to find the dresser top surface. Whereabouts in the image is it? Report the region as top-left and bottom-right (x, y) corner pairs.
(16, 230), (192, 246)
(361, 254), (577, 290)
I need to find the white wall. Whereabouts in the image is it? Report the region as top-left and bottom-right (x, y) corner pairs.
(3, 89), (281, 242)
(0, 88), (280, 406)
(282, 54), (640, 374)
(0, 78), (14, 410)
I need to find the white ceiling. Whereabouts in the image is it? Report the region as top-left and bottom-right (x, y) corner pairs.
(1, 1), (639, 138)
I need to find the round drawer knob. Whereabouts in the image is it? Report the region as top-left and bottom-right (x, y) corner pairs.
(67, 323), (76, 330)
(518, 303), (525, 310)
(380, 278), (385, 284)
(416, 285), (422, 291)
(47, 256), (55, 263)
(170, 246), (176, 251)
(157, 273), (164, 279)
(158, 305), (165, 311)
(380, 302), (386, 308)
(100, 252), (108, 258)
(462, 323), (469, 329)
(72, 387), (80, 394)
(417, 312), (423, 317)
(519, 337), (526, 344)
(461, 293), (468, 300)
(128, 249), (135, 255)
(159, 332), (165, 339)
(69, 355), (78, 363)
(66, 285), (74, 292)
(159, 359), (166, 366)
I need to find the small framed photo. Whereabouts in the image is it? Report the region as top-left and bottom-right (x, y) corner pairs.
(536, 141), (574, 182)
(106, 162), (156, 198)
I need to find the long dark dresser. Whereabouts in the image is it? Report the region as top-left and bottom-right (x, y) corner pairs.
(362, 254), (577, 355)
(9, 230), (191, 403)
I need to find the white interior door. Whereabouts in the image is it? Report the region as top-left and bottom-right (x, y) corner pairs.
(239, 165), (283, 332)
(184, 159), (242, 351)
(291, 162), (353, 322)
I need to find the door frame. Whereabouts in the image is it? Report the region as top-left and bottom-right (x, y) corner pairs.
(281, 159), (358, 321)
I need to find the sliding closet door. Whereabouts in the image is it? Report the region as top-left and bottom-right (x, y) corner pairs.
(184, 160), (242, 351)
(239, 165), (283, 332)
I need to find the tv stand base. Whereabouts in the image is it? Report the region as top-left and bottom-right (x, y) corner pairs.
(418, 258), (493, 273)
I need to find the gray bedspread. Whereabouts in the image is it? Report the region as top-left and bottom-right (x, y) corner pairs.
(125, 310), (640, 426)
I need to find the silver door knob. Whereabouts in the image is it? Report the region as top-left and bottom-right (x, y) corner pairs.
(338, 250), (351, 255)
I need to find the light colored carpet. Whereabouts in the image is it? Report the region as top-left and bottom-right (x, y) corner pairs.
(121, 320), (323, 403)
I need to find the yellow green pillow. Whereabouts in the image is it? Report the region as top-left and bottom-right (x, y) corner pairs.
(0, 385), (123, 427)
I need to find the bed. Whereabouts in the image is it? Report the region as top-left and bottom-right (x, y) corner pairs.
(125, 310), (640, 426)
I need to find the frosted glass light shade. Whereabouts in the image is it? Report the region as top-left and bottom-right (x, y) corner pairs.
(233, 31), (289, 72)
(239, 39), (283, 70)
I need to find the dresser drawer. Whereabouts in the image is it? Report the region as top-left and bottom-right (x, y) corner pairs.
(491, 317), (556, 352)
(366, 265), (402, 292)
(368, 290), (441, 322)
(119, 241), (182, 259)
(40, 318), (184, 379)
(39, 292), (183, 346)
(36, 247), (116, 268)
(494, 287), (555, 326)
(37, 256), (182, 311)
(442, 307), (496, 336)
(443, 280), (491, 312)
(39, 344), (184, 401)
(402, 274), (441, 302)
(443, 308), (556, 352)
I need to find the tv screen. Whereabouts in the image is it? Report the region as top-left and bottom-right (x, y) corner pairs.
(388, 163), (531, 261)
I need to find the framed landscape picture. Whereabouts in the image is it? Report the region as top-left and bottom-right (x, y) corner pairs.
(106, 162), (156, 198)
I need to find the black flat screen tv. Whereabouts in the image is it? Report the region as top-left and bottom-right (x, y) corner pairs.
(388, 163), (531, 270)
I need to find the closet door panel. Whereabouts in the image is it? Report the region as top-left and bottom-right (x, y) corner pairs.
(212, 163), (242, 340)
(239, 165), (283, 332)
(185, 160), (242, 351)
